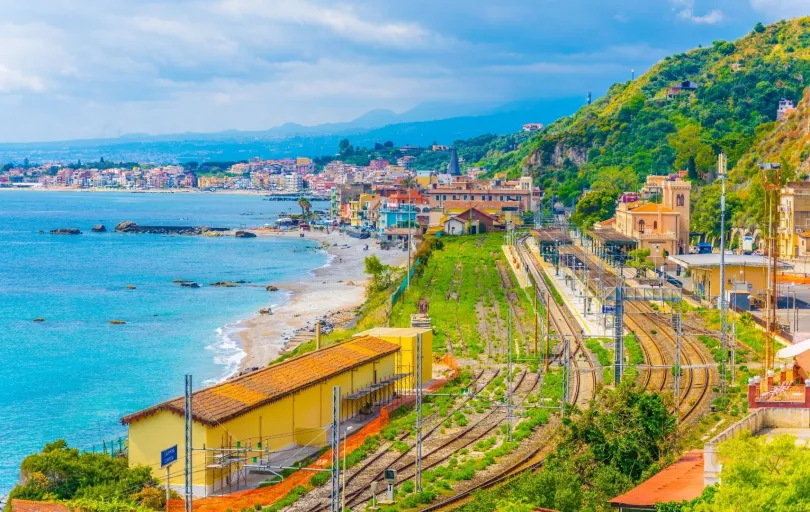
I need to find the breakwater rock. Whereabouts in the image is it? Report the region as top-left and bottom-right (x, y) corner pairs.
(91, 224), (107, 233)
(115, 221), (229, 235)
(235, 230), (257, 238)
(50, 228), (82, 235)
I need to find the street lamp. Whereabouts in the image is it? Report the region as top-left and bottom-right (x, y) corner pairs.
(341, 425), (354, 511)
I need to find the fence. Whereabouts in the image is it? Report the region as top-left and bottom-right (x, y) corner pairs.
(82, 436), (128, 458)
(390, 258), (420, 307)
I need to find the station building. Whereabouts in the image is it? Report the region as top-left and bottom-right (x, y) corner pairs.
(121, 328), (432, 495)
(667, 254), (792, 307)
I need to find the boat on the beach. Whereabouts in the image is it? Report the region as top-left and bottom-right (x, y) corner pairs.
(345, 228), (370, 239)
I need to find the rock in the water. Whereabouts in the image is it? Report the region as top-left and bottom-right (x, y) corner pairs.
(110, 319), (127, 325)
(259, 308), (272, 315)
(172, 279), (193, 283)
(115, 221), (138, 233)
(180, 282), (201, 288)
(33, 318), (45, 322)
(266, 285), (279, 291)
(126, 285), (136, 290)
(235, 230), (257, 238)
(210, 281), (238, 287)
(50, 228), (82, 235)
(39, 230), (45, 234)
(91, 224), (107, 233)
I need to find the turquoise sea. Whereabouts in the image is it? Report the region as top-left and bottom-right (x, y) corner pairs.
(0, 191), (329, 493)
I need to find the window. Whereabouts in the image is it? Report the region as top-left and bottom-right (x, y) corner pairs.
(500, 196), (504, 201)
(639, 220), (645, 233)
(471, 195), (475, 200)
(442, 195), (447, 201)
(653, 221), (658, 230)
(453, 195), (457, 200)
(435, 195), (439, 201)
(463, 195), (468, 200)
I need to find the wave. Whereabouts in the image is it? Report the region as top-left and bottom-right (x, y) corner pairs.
(204, 321), (248, 385)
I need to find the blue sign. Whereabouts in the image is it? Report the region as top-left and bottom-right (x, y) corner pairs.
(602, 305), (616, 314)
(161, 445), (178, 467)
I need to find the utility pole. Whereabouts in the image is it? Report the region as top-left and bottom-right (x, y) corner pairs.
(415, 333), (423, 491)
(331, 386), (341, 512)
(507, 334), (514, 442)
(613, 280), (625, 384)
(674, 312), (682, 411)
(184, 375), (193, 512)
(545, 292), (551, 373)
(562, 336), (571, 416)
(718, 153), (728, 398)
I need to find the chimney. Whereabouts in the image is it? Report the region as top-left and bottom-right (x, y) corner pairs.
(316, 321), (322, 350)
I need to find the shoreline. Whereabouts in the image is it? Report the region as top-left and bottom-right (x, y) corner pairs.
(0, 187), (328, 197)
(224, 230), (408, 374)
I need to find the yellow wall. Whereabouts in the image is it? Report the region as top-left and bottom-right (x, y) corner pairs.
(359, 328), (433, 388)
(127, 351), (401, 491)
(689, 265), (769, 300)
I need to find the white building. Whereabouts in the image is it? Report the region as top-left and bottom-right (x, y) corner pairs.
(285, 173), (303, 193)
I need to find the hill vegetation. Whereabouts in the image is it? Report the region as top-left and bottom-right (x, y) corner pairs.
(471, 17), (810, 239)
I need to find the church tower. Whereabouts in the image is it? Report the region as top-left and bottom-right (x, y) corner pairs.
(663, 178), (691, 254)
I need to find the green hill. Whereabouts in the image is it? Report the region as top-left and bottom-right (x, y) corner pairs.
(476, 17), (810, 237)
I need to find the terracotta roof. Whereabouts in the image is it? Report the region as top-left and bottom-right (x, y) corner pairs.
(454, 207), (497, 221)
(12, 501), (69, 512)
(121, 336), (400, 426)
(443, 200), (520, 211)
(609, 451), (704, 509)
(595, 217), (616, 226)
(629, 203), (676, 214)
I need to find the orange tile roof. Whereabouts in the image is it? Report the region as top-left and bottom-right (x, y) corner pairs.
(609, 451), (704, 509)
(629, 203), (676, 214)
(12, 501), (69, 512)
(444, 200), (520, 211)
(121, 336), (400, 426)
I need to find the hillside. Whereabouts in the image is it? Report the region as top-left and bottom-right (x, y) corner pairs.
(483, 17), (810, 235)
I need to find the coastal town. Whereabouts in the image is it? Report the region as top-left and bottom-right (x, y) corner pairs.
(10, 12), (810, 512)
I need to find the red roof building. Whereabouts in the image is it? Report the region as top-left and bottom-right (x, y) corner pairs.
(609, 451), (705, 511)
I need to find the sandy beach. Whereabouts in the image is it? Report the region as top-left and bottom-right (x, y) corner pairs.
(235, 230), (409, 370)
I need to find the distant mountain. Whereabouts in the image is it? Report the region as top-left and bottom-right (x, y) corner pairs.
(0, 97), (585, 163)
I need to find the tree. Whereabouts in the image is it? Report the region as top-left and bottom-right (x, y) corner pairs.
(6, 440), (157, 506)
(297, 197), (312, 220)
(626, 248), (655, 275)
(401, 175), (417, 190)
(687, 155), (699, 181)
(754, 22), (765, 33)
(571, 189), (619, 230)
(338, 139), (354, 156)
(674, 432), (810, 511)
(384, 141), (394, 148)
(364, 255), (393, 293)
(591, 166), (640, 196)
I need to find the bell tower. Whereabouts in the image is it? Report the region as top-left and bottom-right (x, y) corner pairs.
(663, 178), (691, 254)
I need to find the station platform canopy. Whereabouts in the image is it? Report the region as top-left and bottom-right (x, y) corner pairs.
(667, 254), (793, 270)
(588, 229), (638, 247)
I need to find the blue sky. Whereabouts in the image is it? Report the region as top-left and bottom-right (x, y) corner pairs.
(0, 0), (808, 142)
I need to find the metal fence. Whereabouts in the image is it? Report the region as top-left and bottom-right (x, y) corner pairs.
(82, 436), (128, 458)
(390, 258), (420, 307)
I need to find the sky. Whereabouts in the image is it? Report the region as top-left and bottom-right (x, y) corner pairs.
(0, 0), (809, 142)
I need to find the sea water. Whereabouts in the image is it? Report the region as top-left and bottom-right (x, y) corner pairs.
(0, 191), (328, 493)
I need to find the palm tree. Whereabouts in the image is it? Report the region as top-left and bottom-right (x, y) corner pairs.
(297, 197), (312, 221)
(401, 175), (417, 191)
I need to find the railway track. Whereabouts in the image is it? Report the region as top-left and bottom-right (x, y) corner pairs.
(300, 369), (543, 512)
(558, 242), (714, 422)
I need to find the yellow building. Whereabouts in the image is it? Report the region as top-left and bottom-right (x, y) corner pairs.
(296, 157), (312, 166)
(667, 254), (791, 303)
(122, 330), (431, 495)
(594, 177), (691, 263)
(779, 182), (810, 259)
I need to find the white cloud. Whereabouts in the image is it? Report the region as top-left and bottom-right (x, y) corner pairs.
(216, 0), (447, 50)
(671, 0), (725, 24)
(750, 0), (810, 18)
